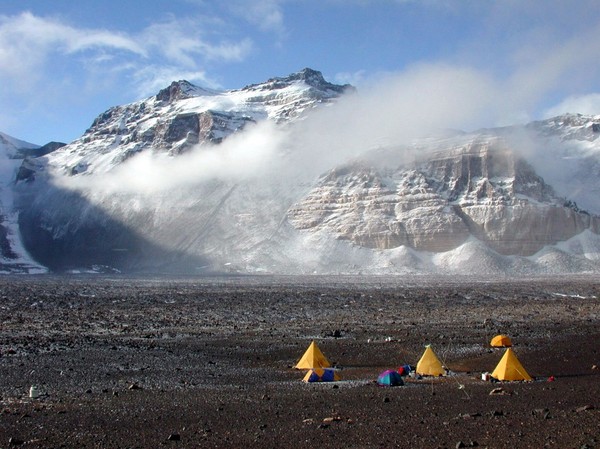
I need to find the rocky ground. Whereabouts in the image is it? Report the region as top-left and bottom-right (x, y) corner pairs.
(0, 275), (598, 449)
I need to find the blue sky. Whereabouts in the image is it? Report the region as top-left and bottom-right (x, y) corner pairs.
(1, 0), (600, 145)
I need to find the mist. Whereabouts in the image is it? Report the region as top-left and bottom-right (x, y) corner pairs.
(53, 62), (522, 200)
(50, 38), (600, 210)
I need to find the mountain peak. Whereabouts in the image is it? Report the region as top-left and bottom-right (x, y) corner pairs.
(526, 113), (600, 142)
(285, 67), (327, 85)
(155, 80), (217, 103)
(241, 68), (353, 94)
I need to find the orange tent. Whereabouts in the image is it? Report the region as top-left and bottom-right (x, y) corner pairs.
(490, 334), (512, 348)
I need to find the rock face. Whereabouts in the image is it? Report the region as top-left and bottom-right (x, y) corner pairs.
(45, 68), (353, 176)
(10, 64), (600, 275)
(288, 137), (600, 256)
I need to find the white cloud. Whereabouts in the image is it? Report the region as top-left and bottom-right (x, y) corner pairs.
(506, 24), (600, 107)
(0, 12), (145, 91)
(0, 12), (253, 97)
(54, 62), (509, 202)
(544, 94), (600, 118)
(140, 18), (253, 67)
(288, 63), (500, 174)
(59, 120), (287, 195)
(227, 0), (286, 35)
(334, 70), (366, 87)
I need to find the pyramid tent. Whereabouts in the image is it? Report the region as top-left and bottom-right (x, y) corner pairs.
(295, 340), (331, 370)
(416, 345), (445, 376)
(490, 334), (512, 348)
(491, 348), (532, 381)
(302, 368), (340, 383)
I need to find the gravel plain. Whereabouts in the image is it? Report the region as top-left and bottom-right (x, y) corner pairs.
(0, 275), (599, 448)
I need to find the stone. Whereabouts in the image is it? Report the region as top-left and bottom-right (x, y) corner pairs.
(532, 408), (552, 419)
(489, 387), (510, 396)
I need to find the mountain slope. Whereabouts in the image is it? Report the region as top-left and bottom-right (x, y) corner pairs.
(0, 133), (48, 273)
(34, 68), (352, 178)
(12, 68), (600, 274)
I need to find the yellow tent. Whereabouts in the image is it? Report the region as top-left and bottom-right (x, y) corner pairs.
(490, 334), (512, 348)
(491, 348), (532, 381)
(416, 345), (445, 376)
(295, 340), (331, 370)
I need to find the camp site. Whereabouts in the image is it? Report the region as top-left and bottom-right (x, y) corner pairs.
(0, 276), (598, 448)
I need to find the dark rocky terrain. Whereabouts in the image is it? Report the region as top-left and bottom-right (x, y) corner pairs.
(0, 275), (598, 448)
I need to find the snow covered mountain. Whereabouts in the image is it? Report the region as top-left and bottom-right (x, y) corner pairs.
(0, 133), (54, 273)
(29, 68), (352, 177)
(12, 68), (600, 275)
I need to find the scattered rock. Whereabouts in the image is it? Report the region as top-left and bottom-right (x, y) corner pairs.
(167, 433), (181, 441)
(322, 416), (341, 423)
(8, 437), (24, 446)
(533, 408), (551, 419)
(491, 410), (504, 417)
(383, 397), (390, 403)
(456, 441), (479, 448)
(128, 384), (142, 390)
(575, 405), (594, 412)
(489, 387), (511, 396)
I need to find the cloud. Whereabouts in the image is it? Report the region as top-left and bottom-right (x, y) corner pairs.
(57, 120), (287, 195)
(58, 62), (505, 198)
(333, 70), (366, 87)
(140, 18), (253, 67)
(0, 12), (145, 91)
(227, 0), (286, 34)
(294, 63), (499, 164)
(506, 24), (600, 108)
(0, 12), (253, 99)
(544, 94), (600, 118)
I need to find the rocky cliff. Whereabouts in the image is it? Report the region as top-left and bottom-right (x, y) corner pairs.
(288, 136), (599, 256)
